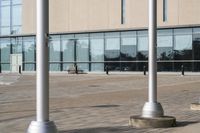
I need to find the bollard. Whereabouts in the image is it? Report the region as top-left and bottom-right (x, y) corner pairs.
(75, 64), (78, 74)
(105, 65), (109, 75)
(19, 65), (22, 74)
(181, 65), (184, 76)
(143, 65), (146, 75)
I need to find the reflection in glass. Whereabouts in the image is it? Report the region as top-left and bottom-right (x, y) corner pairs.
(1, 38), (10, 63)
(1, 0), (10, 6)
(23, 37), (35, 71)
(76, 35), (89, 71)
(157, 30), (173, 71)
(174, 28), (192, 71)
(12, 4), (22, 34)
(137, 31), (148, 71)
(24, 64), (34, 71)
(1, 6), (10, 26)
(193, 28), (200, 71)
(62, 35), (75, 62)
(105, 32), (120, 71)
(0, 38), (10, 71)
(90, 34), (104, 71)
(49, 36), (61, 71)
(12, 37), (22, 54)
(121, 31), (137, 71)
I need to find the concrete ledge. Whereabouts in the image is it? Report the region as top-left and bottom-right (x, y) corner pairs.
(190, 103), (200, 110)
(129, 115), (176, 128)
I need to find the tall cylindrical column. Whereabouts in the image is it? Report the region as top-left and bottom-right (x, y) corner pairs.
(148, 0), (157, 103)
(142, 0), (164, 118)
(36, 0), (49, 122)
(27, 0), (57, 132)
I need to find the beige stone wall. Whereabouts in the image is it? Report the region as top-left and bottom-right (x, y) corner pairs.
(22, 0), (200, 35)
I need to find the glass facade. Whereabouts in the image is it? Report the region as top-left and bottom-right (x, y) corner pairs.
(1, 27), (200, 72)
(0, 0), (22, 35)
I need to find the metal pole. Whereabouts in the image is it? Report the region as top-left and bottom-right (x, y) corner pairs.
(27, 0), (57, 132)
(36, 0), (49, 122)
(148, 0), (157, 104)
(142, 0), (164, 118)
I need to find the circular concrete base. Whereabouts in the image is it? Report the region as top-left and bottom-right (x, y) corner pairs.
(129, 115), (176, 128)
(27, 121), (58, 133)
(190, 103), (200, 110)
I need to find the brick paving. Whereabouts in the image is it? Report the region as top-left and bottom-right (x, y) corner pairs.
(0, 73), (199, 133)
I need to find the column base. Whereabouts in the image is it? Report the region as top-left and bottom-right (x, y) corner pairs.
(190, 103), (200, 110)
(129, 115), (176, 128)
(27, 121), (58, 133)
(142, 102), (164, 118)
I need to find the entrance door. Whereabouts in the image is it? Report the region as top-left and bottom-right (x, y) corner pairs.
(10, 54), (22, 72)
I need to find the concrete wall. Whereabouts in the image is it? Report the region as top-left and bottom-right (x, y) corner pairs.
(22, 0), (200, 34)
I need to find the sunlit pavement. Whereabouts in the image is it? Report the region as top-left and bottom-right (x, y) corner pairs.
(0, 73), (199, 133)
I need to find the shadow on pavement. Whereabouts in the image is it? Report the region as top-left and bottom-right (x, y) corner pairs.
(60, 121), (199, 133)
(60, 126), (137, 133)
(176, 121), (199, 127)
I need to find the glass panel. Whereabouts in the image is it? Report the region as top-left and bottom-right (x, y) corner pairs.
(136, 62), (148, 71)
(75, 34), (89, 71)
(77, 63), (89, 72)
(1, 27), (10, 35)
(12, 5), (21, 26)
(0, 38), (10, 63)
(157, 62), (173, 71)
(49, 36), (61, 62)
(23, 37), (35, 62)
(137, 31), (148, 60)
(157, 30), (173, 60)
(12, 0), (22, 5)
(105, 32), (120, 61)
(174, 29), (192, 60)
(12, 37), (22, 54)
(90, 39), (104, 71)
(174, 62), (192, 72)
(63, 63), (74, 71)
(121, 62), (137, 71)
(193, 62), (200, 72)
(121, 35), (137, 61)
(105, 62), (120, 71)
(76, 37), (89, 62)
(24, 64), (34, 71)
(1, 6), (10, 26)
(61, 35), (75, 62)
(192, 28), (200, 72)
(193, 29), (200, 60)
(91, 63), (104, 72)
(90, 38), (104, 62)
(12, 25), (21, 34)
(105, 32), (120, 71)
(1, 0), (10, 6)
(50, 64), (60, 71)
(1, 64), (10, 71)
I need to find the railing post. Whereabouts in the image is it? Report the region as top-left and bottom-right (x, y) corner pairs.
(181, 65), (184, 76)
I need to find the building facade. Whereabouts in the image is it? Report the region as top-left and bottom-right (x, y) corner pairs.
(0, 0), (200, 72)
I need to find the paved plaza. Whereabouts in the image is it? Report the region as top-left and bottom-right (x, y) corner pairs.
(0, 73), (199, 133)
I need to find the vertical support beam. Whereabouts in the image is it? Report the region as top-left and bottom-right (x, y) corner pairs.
(27, 0), (57, 132)
(142, 0), (164, 118)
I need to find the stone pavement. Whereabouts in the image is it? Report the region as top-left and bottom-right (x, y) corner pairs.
(0, 73), (199, 133)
